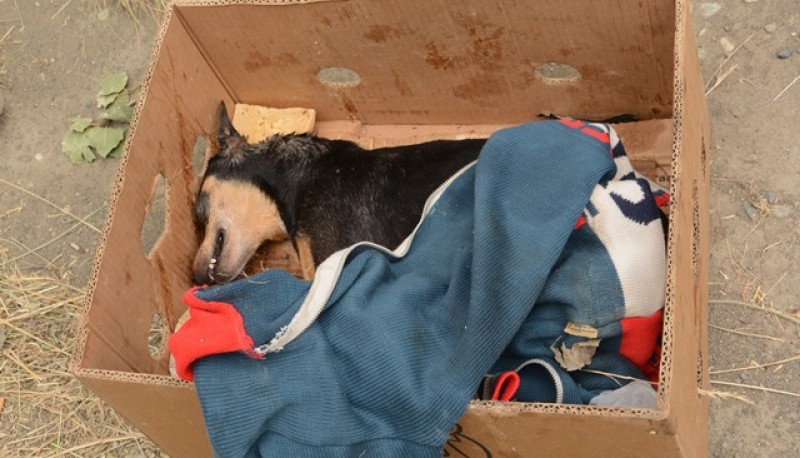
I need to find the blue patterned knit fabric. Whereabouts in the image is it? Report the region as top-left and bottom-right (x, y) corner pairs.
(191, 121), (617, 457)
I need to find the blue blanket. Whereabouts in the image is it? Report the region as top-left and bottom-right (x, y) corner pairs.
(185, 121), (653, 457)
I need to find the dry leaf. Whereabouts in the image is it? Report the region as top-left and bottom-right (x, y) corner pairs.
(551, 339), (601, 371)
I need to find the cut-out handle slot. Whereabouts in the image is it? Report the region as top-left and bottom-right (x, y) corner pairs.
(192, 135), (211, 177)
(535, 62), (581, 84)
(148, 313), (168, 359)
(140, 173), (168, 258)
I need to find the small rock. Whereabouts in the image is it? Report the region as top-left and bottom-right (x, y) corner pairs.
(730, 106), (746, 119)
(742, 203), (759, 221)
(698, 3), (722, 18)
(34, 153), (43, 162)
(97, 9), (109, 21)
(777, 47), (797, 59)
(738, 372), (749, 381)
(764, 190), (778, 204)
(764, 23), (778, 33)
(720, 37), (736, 56)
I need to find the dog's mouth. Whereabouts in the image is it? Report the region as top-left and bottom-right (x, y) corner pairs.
(207, 229), (225, 282)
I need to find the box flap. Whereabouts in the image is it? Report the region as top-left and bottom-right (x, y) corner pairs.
(176, 0), (675, 124)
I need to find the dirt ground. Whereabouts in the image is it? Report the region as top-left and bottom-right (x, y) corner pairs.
(0, 1), (797, 457)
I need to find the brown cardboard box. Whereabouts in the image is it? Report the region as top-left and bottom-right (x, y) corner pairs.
(72, 1), (711, 456)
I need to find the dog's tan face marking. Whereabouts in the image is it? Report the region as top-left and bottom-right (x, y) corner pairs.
(192, 175), (288, 284)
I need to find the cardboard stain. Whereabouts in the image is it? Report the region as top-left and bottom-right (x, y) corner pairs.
(72, 1), (711, 457)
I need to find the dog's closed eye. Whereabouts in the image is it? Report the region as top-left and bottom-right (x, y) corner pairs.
(194, 191), (210, 227)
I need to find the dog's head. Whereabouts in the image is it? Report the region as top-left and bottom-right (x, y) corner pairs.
(191, 103), (290, 284)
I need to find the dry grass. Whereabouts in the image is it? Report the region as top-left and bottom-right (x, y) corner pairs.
(98, 0), (168, 24)
(0, 249), (164, 457)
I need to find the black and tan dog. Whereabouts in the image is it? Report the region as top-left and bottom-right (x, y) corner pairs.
(192, 104), (486, 284)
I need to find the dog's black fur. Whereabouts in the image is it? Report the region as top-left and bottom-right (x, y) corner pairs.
(193, 104), (485, 284)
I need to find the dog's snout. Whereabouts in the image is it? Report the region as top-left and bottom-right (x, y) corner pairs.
(193, 268), (210, 285)
(214, 229), (225, 257)
(193, 229), (227, 285)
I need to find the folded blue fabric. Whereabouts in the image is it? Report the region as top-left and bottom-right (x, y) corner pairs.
(191, 121), (617, 457)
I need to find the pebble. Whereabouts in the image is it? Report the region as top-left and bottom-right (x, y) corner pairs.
(34, 153), (43, 162)
(764, 190), (778, 204)
(777, 47), (797, 59)
(730, 106), (746, 119)
(720, 37), (736, 56)
(742, 203), (759, 221)
(738, 372), (749, 381)
(698, 3), (722, 18)
(764, 23), (777, 33)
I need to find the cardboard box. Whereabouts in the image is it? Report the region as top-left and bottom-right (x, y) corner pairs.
(72, 1), (711, 456)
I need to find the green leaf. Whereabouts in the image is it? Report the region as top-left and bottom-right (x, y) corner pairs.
(98, 72), (128, 97)
(108, 143), (125, 158)
(61, 131), (95, 164)
(108, 128), (128, 158)
(69, 116), (93, 133)
(96, 92), (119, 108)
(101, 93), (134, 123)
(85, 126), (125, 158)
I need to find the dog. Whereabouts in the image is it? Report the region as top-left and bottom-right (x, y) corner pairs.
(192, 103), (486, 284)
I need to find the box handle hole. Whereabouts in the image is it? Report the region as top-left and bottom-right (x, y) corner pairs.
(535, 62), (581, 84)
(317, 67), (361, 88)
(691, 180), (700, 282)
(140, 173), (168, 258)
(148, 313), (168, 359)
(192, 135), (210, 177)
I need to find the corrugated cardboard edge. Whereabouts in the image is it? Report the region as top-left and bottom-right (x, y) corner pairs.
(70, 7), (176, 378)
(71, 6), (217, 456)
(70, 2), (210, 455)
(659, 0), (712, 454)
(70, 1), (710, 456)
(455, 1), (710, 456)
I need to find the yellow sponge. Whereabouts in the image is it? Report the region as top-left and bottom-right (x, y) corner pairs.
(232, 104), (316, 142)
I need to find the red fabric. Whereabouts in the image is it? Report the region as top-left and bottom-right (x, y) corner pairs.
(580, 127), (610, 144)
(491, 371), (521, 402)
(574, 214), (587, 230)
(559, 118), (583, 129)
(168, 287), (259, 381)
(655, 192), (671, 207)
(619, 309), (663, 382)
(558, 119), (611, 145)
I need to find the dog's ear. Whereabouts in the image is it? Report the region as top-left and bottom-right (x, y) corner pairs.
(217, 102), (244, 150)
